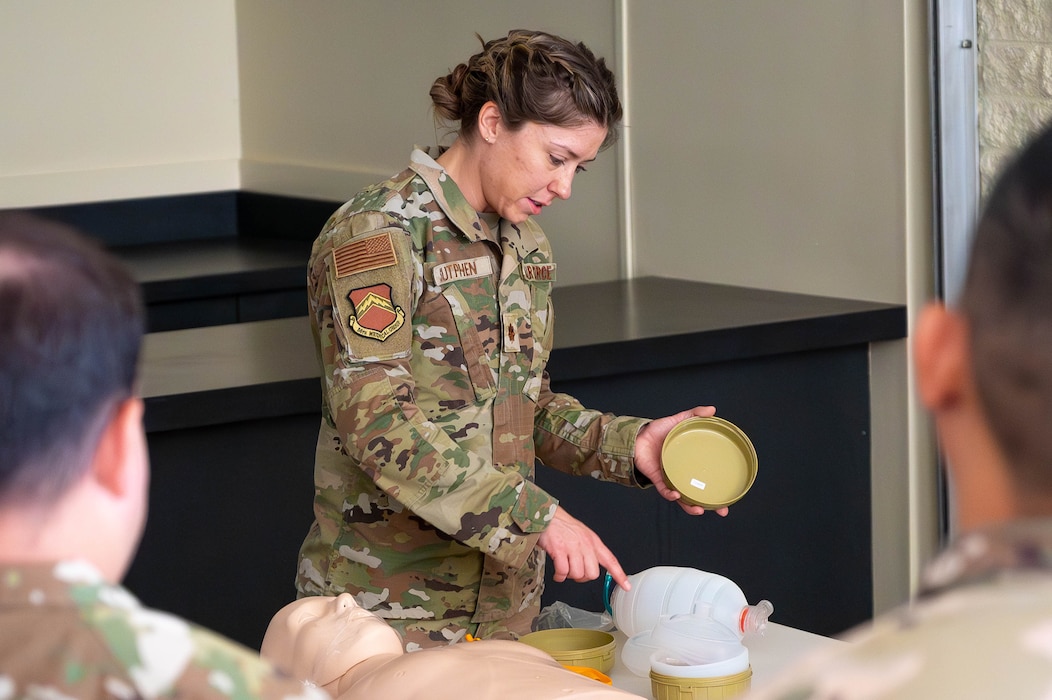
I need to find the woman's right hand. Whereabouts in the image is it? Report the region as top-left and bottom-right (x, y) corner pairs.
(536, 507), (630, 592)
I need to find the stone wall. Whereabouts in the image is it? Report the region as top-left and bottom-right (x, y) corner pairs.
(977, 0), (1052, 198)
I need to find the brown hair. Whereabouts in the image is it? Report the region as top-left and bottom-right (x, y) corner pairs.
(430, 29), (623, 150)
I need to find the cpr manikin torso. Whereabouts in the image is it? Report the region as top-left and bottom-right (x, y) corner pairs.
(261, 595), (642, 699)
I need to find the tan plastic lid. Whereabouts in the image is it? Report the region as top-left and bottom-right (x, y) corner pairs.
(660, 416), (757, 508)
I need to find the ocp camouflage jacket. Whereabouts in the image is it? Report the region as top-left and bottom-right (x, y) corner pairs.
(296, 148), (650, 628)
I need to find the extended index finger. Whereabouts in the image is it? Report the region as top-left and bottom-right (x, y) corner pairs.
(599, 549), (630, 591)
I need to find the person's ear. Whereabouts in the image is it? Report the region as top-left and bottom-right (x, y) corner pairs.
(91, 397), (146, 497)
(477, 101), (503, 143)
(914, 302), (970, 412)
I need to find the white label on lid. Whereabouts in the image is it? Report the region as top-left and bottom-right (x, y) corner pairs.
(690, 478), (707, 490)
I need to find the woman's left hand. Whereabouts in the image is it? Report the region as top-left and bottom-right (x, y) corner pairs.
(633, 405), (729, 516)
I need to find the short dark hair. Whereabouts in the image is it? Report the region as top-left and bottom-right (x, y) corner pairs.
(961, 123), (1052, 492)
(0, 213), (144, 504)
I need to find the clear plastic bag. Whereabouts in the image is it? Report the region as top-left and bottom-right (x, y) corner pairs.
(532, 601), (614, 631)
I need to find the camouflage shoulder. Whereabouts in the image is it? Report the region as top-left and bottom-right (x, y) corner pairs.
(340, 167), (419, 220)
(314, 168), (416, 246)
(186, 625), (329, 700)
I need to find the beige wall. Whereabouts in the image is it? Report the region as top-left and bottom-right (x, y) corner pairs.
(2, 0), (933, 617)
(625, 0), (935, 613)
(0, 1), (240, 207)
(627, 2), (909, 304)
(236, 0), (624, 285)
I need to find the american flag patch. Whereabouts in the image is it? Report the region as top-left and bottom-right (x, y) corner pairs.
(332, 232), (398, 278)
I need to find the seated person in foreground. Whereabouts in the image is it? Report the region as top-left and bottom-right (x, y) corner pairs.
(743, 121), (1052, 698)
(261, 594), (642, 699)
(0, 213), (323, 700)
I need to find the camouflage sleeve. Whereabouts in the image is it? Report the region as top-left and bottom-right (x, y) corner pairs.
(532, 370), (653, 486)
(311, 213), (546, 569)
(183, 626), (330, 700)
(10, 563), (328, 700)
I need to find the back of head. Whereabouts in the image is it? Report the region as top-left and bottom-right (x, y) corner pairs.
(0, 213), (144, 506)
(430, 29), (623, 150)
(960, 122), (1052, 493)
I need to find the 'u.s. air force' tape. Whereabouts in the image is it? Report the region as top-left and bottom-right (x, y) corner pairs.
(522, 262), (556, 282)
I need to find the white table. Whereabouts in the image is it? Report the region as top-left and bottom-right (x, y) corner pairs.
(606, 623), (844, 697)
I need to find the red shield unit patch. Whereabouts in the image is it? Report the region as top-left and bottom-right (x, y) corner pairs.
(347, 283), (405, 341)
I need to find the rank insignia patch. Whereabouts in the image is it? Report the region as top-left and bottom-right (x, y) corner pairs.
(347, 283), (406, 341)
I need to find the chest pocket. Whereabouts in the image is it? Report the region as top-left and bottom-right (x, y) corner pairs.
(432, 276), (500, 401)
(522, 282), (553, 401)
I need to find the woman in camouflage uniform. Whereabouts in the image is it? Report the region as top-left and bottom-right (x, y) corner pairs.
(296, 29), (723, 649)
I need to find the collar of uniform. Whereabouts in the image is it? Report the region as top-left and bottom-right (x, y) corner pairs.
(409, 147), (492, 244)
(410, 147), (550, 258)
(0, 559), (116, 607)
(496, 215), (547, 263)
(920, 518), (1052, 596)
(478, 210), (500, 240)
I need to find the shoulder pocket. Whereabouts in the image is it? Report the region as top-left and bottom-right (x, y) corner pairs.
(328, 228), (414, 361)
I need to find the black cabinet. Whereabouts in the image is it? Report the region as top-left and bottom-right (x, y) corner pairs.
(26, 192), (336, 332)
(532, 278), (900, 637)
(540, 344), (872, 636)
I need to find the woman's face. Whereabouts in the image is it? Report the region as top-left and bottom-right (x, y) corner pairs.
(263, 593), (404, 687)
(479, 119), (608, 224)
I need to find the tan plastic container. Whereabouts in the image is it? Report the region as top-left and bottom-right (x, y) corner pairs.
(650, 666), (752, 700)
(516, 629), (616, 673)
(660, 416), (757, 508)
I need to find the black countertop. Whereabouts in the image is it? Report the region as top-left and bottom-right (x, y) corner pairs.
(546, 277), (904, 379)
(141, 315), (320, 432)
(140, 276), (906, 433)
(113, 237), (310, 304)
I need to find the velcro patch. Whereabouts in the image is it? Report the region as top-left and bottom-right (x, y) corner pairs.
(521, 262), (556, 282)
(333, 231), (398, 278)
(433, 256), (494, 285)
(326, 225), (413, 361)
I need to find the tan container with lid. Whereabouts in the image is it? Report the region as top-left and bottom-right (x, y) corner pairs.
(660, 416), (757, 509)
(516, 629), (616, 673)
(650, 666), (752, 700)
